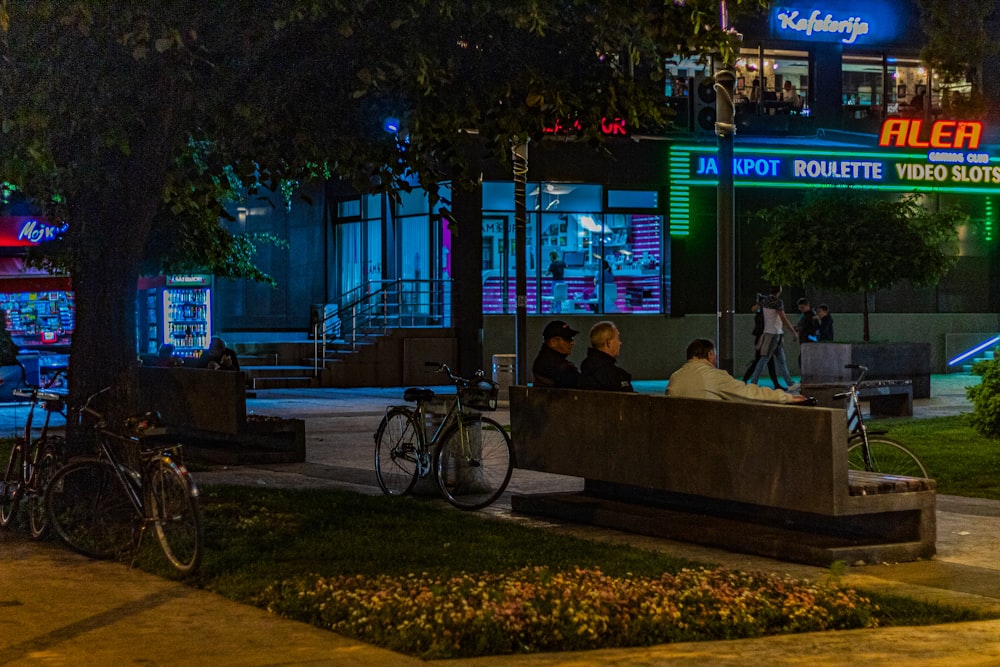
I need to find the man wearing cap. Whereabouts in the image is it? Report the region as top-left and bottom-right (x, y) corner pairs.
(531, 320), (581, 388)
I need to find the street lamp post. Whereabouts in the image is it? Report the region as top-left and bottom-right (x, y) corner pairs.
(716, 3), (741, 374)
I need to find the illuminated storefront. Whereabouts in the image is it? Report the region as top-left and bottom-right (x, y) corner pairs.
(480, 182), (667, 315)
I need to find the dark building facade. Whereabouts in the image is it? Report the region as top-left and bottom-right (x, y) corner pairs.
(214, 0), (1000, 379)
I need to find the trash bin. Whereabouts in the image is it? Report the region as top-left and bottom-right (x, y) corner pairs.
(492, 353), (516, 405)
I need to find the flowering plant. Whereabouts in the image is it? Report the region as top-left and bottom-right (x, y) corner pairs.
(259, 566), (877, 659)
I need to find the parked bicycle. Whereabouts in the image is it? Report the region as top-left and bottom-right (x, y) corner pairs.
(45, 387), (204, 574)
(836, 364), (928, 478)
(0, 369), (68, 538)
(374, 362), (513, 510)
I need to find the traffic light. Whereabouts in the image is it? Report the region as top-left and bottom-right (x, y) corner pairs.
(693, 75), (717, 132)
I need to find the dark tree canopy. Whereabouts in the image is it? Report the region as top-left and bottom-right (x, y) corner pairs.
(0, 0), (764, 420)
(757, 190), (963, 341)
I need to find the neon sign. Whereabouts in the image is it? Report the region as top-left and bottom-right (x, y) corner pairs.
(18, 218), (68, 244)
(675, 144), (1000, 192)
(878, 119), (983, 151)
(0, 216), (68, 247)
(543, 117), (627, 136)
(769, 1), (904, 45)
(776, 9), (869, 44)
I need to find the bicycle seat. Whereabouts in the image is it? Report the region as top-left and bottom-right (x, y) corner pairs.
(124, 411), (168, 438)
(403, 387), (435, 403)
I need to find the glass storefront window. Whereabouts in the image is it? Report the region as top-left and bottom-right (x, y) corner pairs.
(482, 182), (665, 315)
(735, 49), (809, 109)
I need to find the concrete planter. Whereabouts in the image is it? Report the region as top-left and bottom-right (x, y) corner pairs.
(801, 342), (931, 399)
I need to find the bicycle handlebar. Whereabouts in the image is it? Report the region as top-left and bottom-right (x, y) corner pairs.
(424, 361), (487, 388)
(844, 363), (869, 385)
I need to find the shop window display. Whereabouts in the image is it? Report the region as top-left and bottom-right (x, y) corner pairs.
(481, 182), (664, 315)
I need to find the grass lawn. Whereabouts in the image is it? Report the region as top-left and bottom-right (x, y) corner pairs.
(869, 414), (1000, 498)
(125, 484), (989, 658)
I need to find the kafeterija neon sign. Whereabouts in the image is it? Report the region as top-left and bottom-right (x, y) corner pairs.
(775, 8), (870, 44)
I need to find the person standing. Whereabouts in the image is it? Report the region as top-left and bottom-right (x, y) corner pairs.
(668, 338), (808, 403)
(817, 304), (834, 341)
(546, 251), (568, 313)
(531, 320), (581, 388)
(795, 298), (821, 344)
(741, 301), (784, 390)
(748, 286), (797, 391)
(578, 320), (634, 392)
(545, 251), (566, 281)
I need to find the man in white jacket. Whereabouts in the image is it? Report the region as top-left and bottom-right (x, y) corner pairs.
(667, 338), (808, 404)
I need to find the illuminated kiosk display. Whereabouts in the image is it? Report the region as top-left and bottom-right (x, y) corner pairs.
(668, 120), (998, 237)
(0, 216), (73, 349)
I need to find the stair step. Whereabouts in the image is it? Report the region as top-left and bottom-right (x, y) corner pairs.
(251, 376), (315, 389)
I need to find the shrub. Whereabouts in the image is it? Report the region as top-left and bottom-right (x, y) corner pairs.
(967, 359), (1000, 437)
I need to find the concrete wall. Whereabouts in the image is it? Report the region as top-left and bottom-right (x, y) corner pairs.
(485, 312), (1000, 380)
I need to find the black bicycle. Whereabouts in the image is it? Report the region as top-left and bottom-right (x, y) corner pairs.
(45, 388), (203, 574)
(837, 364), (928, 478)
(0, 374), (67, 538)
(374, 362), (513, 510)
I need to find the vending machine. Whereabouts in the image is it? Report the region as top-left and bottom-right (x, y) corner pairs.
(160, 275), (213, 358)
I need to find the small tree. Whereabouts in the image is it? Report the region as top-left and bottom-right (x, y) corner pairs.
(757, 190), (964, 341)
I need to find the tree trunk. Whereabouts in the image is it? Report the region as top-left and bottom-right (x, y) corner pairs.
(63, 130), (172, 452)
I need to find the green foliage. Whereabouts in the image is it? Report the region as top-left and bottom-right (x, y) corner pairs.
(132, 484), (985, 660)
(757, 189), (963, 340)
(0, 0), (767, 406)
(260, 567), (880, 659)
(917, 0), (998, 84)
(967, 359), (1000, 438)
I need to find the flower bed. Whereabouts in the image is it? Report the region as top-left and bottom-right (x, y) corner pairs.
(259, 566), (878, 659)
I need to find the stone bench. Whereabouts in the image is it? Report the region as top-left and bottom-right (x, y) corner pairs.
(803, 380), (914, 418)
(137, 367), (305, 464)
(509, 386), (935, 566)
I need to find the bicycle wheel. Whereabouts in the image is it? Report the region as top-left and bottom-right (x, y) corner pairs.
(374, 408), (423, 496)
(147, 458), (203, 575)
(46, 458), (137, 560)
(435, 416), (513, 510)
(0, 440), (25, 528)
(28, 443), (61, 539)
(848, 437), (928, 478)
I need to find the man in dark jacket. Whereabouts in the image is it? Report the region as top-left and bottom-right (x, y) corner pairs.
(531, 320), (581, 387)
(579, 320), (634, 392)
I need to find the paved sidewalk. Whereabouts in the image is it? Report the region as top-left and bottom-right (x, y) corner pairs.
(4, 373), (1000, 665)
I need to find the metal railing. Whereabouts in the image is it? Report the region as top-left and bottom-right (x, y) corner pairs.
(311, 278), (452, 377)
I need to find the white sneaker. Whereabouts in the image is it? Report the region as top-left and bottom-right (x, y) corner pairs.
(788, 382), (801, 393)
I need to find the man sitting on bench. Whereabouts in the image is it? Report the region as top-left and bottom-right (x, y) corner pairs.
(667, 338), (809, 404)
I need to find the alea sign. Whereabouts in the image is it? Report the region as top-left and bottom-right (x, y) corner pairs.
(878, 119), (984, 151)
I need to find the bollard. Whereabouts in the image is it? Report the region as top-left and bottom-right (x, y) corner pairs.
(492, 353), (516, 406)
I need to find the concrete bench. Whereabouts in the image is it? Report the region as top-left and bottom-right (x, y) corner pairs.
(137, 367), (305, 464)
(803, 380), (913, 418)
(509, 386), (935, 566)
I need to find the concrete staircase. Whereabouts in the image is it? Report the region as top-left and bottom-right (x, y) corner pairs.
(962, 347), (996, 374)
(227, 327), (458, 389)
(236, 344), (318, 390)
